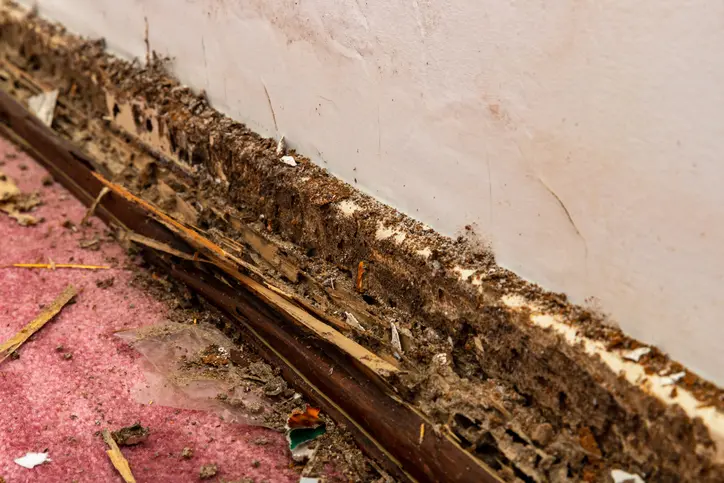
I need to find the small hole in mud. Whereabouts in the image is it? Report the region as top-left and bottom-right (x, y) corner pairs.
(112, 103), (120, 118)
(145, 118), (153, 132)
(131, 104), (143, 128)
(505, 429), (528, 445)
(454, 413), (478, 429)
(235, 307), (244, 317)
(337, 239), (345, 250)
(362, 294), (378, 305)
(558, 391), (568, 410)
(191, 145), (209, 166)
(437, 288), (445, 301)
(306, 247), (317, 257)
(27, 54), (40, 71)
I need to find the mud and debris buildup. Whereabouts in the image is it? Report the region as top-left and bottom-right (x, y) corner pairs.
(1, 2), (724, 481)
(111, 423), (150, 446)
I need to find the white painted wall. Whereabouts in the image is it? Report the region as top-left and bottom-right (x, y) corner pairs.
(20, 0), (724, 385)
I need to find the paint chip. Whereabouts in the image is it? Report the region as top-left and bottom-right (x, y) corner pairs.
(344, 312), (365, 332)
(390, 322), (402, 359)
(276, 135), (287, 155)
(660, 371), (686, 386)
(623, 347), (651, 362)
(280, 156), (297, 167)
(14, 452), (51, 469)
(27, 89), (58, 127)
(611, 469), (645, 483)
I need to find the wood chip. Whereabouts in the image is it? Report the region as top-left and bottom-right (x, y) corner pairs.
(27, 89), (58, 127)
(356, 261), (365, 293)
(390, 322), (403, 359)
(80, 186), (109, 225)
(223, 220), (299, 282)
(102, 429), (137, 483)
(419, 423), (425, 445)
(124, 231), (200, 261)
(0, 285), (76, 363)
(6, 263), (110, 270)
(344, 312), (366, 332)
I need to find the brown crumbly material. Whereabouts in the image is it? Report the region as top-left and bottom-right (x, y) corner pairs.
(1, 3), (723, 481)
(111, 423), (150, 446)
(198, 463), (218, 480)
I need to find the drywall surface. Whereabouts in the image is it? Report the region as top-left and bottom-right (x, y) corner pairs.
(20, 0), (724, 385)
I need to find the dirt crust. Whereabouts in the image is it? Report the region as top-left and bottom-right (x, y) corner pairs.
(2, 3), (723, 481)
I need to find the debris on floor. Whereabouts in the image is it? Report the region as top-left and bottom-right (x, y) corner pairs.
(344, 312), (365, 332)
(102, 429), (137, 483)
(7, 262), (110, 270)
(390, 322), (402, 359)
(611, 468), (646, 483)
(0, 169), (42, 226)
(280, 155), (297, 167)
(0, 284), (76, 363)
(13, 452), (51, 469)
(661, 371), (687, 386)
(181, 447), (194, 460)
(111, 423), (150, 446)
(199, 463), (218, 480)
(286, 407), (327, 462)
(80, 186), (109, 226)
(114, 323), (283, 426)
(623, 347), (651, 362)
(27, 89), (58, 127)
(276, 136), (287, 156)
(96, 276), (115, 289)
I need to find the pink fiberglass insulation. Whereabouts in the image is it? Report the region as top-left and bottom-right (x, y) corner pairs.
(0, 136), (298, 482)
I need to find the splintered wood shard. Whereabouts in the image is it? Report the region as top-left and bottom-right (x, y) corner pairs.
(0, 284), (76, 362)
(7, 263), (110, 270)
(102, 429), (137, 483)
(124, 231), (200, 262)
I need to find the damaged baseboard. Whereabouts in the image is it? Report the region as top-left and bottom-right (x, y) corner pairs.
(2, 2), (724, 481)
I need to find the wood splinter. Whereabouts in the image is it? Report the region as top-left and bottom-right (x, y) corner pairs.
(0, 284), (76, 363)
(6, 263), (110, 270)
(80, 185), (109, 225)
(102, 429), (137, 483)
